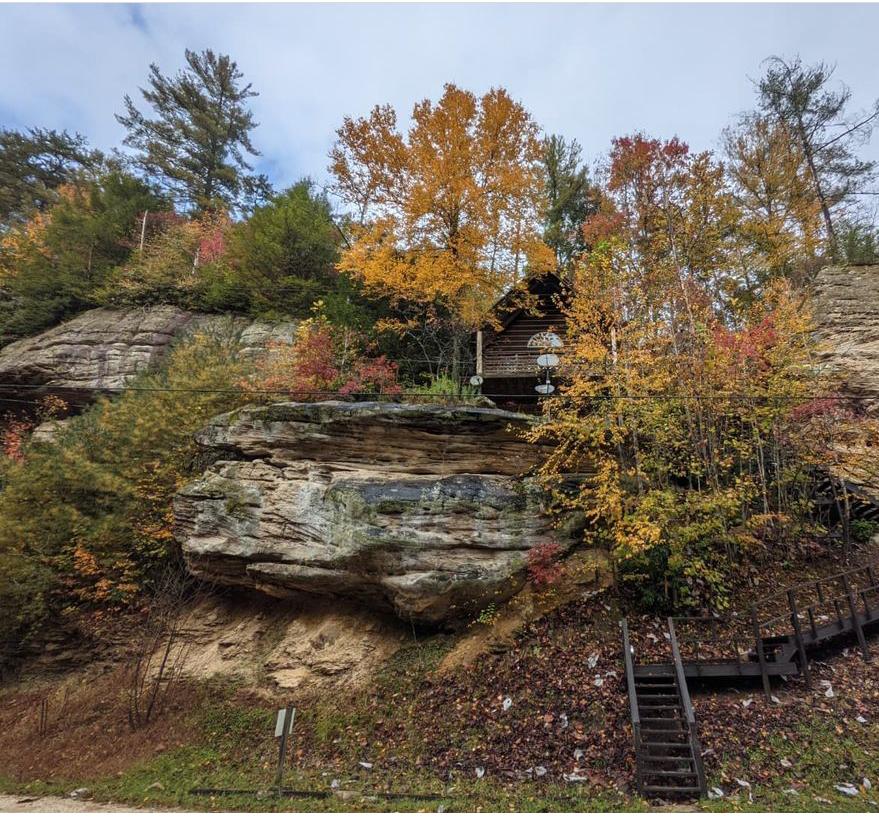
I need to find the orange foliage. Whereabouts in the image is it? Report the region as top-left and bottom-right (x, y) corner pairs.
(331, 84), (554, 329)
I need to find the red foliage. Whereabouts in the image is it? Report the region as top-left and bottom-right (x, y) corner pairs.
(527, 542), (564, 587)
(581, 211), (625, 246)
(339, 355), (402, 398)
(2, 418), (32, 461)
(248, 322), (401, 401)
(608, 134), (690, 193)
(712, 314), (779, 372)
(789, 396), (855, 423)
(198, 224), (226, 263)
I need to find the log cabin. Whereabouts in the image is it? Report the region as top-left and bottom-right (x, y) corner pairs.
(472, 272), (568, 409)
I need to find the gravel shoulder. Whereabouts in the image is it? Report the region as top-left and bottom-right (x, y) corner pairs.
(0, 794), (166, 813)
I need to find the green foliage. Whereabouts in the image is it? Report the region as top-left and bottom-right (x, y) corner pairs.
(0, 327), (251, 665)
(203, 180), (342, 316)
(0, 127), (100, 230)
(839, 220), (879, 265)
(850, 518), (878, 544)
(542, 134), (601, 271)
(408, 374), (480, 404)
(117, 48), (271, 215)
(0, 169), (165, 340)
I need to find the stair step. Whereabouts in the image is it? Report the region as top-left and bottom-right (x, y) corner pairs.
(643, 770), (699, 779)
(643, 756), (695, 764)
(642, 742), (691, 749)
(641, 718), (686, 724)
(642, 785), (703, 794)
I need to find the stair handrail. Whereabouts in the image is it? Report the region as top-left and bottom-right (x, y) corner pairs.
(620, 618), (644, 797)
(667, 617), (707, 797)
(620, 618), (640, 728)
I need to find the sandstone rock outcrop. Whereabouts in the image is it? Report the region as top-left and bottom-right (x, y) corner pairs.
(174, 401), (559, 623)
(813, 263), (879, 412)
(0, 306), (297, 404)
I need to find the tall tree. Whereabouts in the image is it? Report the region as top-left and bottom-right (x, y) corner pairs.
(541, 134), (600, 272)
(210, 180), (342, 315)
(330, 83), (554, 376)
(758, 56), (879, 259)
(117, 49), (271, 214)
(723, 113), (823, 282)
(0, 128), (99, 230)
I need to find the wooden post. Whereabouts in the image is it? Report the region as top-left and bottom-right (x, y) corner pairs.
(139, 210), (148, 253)
(842, 574), (870, 661)
(750, 606), (772, 701)
(275, 703), (294, 795)
(788, 590), (812, 687)
(475, 330), (483, 377)
(807, 606), (818, 640)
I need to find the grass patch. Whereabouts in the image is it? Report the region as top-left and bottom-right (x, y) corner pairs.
(702, 718), (879, 811)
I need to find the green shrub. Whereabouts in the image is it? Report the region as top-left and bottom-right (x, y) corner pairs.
(408, 374), (481, 404)
(0, 325), (251, 667)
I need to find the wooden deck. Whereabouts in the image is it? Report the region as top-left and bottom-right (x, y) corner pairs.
(621, 560), (879, 800)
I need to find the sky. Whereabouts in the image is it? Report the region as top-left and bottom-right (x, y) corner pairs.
(1, 2), (878, 193)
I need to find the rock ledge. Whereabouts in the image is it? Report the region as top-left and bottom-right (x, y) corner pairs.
(174, 401), (557, 623)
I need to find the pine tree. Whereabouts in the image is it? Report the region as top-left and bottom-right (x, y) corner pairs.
(0, 127), (98, 230)
(758, 56), (879, 260)
(541, 135), (600, 272)
(117, 49), (271, 214)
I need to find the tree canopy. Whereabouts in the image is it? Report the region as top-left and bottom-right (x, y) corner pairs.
(330, 83), (555, 331)
(0, 127), (100, 231)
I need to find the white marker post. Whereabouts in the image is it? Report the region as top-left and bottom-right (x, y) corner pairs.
(274, 704), (296, 795)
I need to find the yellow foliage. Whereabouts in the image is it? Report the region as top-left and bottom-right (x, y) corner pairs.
(331, 83), (554, 330)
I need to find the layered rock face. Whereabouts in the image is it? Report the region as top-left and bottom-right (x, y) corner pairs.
(813, 263), (879, 411)
(174, 401), (557, 623)
(812, 263), (879, 505)
(0, 306), (297, 404)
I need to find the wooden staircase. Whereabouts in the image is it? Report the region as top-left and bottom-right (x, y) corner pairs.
(620, 559), (879, 801)
(622, 620), (707, 799)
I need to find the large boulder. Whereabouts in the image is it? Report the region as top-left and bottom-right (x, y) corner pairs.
(174, 401), (560, 624)
(0, 306), (297, 406)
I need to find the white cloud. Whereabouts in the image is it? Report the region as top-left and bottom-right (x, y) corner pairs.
(1, 3), (877, 193)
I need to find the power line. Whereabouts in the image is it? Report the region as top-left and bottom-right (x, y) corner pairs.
(0, 383), (875, 403)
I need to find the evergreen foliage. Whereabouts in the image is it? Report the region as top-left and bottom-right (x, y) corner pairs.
(0, 127), (100, 231)
(117, 49), (271, 215)
(541, 135), (601, 272)
(0, 168), (166, 340)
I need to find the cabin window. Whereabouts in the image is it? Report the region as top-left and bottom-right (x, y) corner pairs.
(527, 331), (563, 349)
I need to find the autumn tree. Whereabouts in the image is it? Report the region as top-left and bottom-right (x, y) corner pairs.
(330, 83), (554, 378)
(0, 168), (165, 340)
(526, 134), (829, 610)
(723, 113), (823, 283)
(757, 56), (879, 260)
(0, 327), (251, 669)
(542, 134), (601, 271)
(117, 49), (271, 214)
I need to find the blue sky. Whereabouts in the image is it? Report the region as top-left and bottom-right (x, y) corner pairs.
(1, 3), (877, 192)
